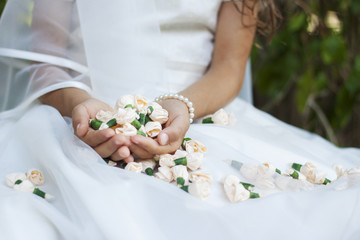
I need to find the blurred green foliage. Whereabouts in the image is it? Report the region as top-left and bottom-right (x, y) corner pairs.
(0, 0), (6, 17)
(252, 0), (360, 147)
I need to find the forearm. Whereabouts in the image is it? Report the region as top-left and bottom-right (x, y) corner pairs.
(39, 88), (91, 117)
(180, 1), (255, 119)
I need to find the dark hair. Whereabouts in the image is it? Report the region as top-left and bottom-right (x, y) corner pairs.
(232, 0), (281, 41)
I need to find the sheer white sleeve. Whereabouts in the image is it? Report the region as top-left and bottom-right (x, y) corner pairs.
(0, 0), (91, 117)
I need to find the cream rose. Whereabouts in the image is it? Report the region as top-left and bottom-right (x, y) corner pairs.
(223, 175), (250, 203)
(26, 169), (45, 186)
(107, 160), (118, 167)
(6, 172), (27, 188)
(115, 95), (135, 110)
(145, 121), (162, 138)
(134, 94), (149, 113)
(188, 181), (211, 200)
(173, 150), (188, 159)
(115, 122), (138, 136)
(159, 154), (175, 168)
(147, 102), (162, 114)
(240, 164), (258, 180)
(257, 163), (276, 178)
(186, 152), (203, 171)
(171, 165), (189, 185)
(185, 140), (207, 154)
(149, 108), (168, 124)
(125, 162), (142, 173)
(333, 164), (346, 178)
(13, 179), (35, 193)
(140, 159), (157, 172)
(212, 108), (229, 125)
(115, 108), (139, 125)
(155, 166), (174, 182)
(189, 171), (213, 185)
(96, 110), (115, 123)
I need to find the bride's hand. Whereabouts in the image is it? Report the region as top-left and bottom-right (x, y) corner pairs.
(129, 99), (190, 158)
(72, 98), (134, 162)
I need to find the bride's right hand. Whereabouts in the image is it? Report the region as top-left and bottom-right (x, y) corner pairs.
(72, 98), (134, 163)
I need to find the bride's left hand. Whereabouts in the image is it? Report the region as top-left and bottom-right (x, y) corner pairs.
(129, 99), (190, 158)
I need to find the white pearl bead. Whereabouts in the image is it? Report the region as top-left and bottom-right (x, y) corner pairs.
(174, 94), (179, 98)
(189, 107), (194, 113)
(189, 119), (193, 124)
(179, 95), (184, 101)
(187, 102), (193, 107)
(184, 98), (189, 103)
(169, 93), (174, 98)
(189, 113), (194, 119)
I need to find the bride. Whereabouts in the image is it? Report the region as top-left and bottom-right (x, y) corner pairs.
(0, 0), (359, 239)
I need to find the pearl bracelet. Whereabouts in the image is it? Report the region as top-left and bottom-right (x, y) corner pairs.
(155, 93), (195, 123)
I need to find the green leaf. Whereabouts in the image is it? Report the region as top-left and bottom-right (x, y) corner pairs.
(288, 13), (307, 32)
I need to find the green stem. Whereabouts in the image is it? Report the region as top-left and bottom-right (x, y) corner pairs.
(125, 104), (133, 109)
(90, 119), (103, 130)
(276, 168), (282, 174)
(33, 188), (46, 199)
(202, 117), (214, 124)
(250, 192), (260, 199)
(131, 119), (142, 130)
(137, 130), (146, 137)
(15, 179), (23, 185)
(240, 182), (255, 190)
(181, 185), (189, 193)
(145, 168), (154, 176)
(323, 178), (331, 185)
(139, 113), (146, 125)
(291, 163), (303, 172)
(174, 157), (187, 166)
(106, 118), (117, 127)
(176, 177), (185, 186)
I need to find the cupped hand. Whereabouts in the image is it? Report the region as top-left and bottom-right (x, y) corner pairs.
(72, 98), (134, 162)
(129, 99), (190, 158)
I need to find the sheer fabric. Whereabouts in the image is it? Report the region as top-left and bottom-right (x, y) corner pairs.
(0, 1), (359, 240)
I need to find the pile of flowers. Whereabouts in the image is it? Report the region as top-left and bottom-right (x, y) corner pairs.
(90, 94), (168, 138)
(123, 138), (213, 200)
(6, 169), (53, 199)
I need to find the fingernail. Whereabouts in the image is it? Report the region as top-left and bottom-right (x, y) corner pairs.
(76, 123), (81, 133)
(159, 133), (169, 146)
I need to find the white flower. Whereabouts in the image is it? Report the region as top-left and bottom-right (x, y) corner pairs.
(188, 181), (211, 200)
(173, 150), (188, 159)
(115, 122), (137, 136)
(185, 140), (207, 154)
(115, 95), (135, 110)
(159, 154), (175, 168)
(333, 164), (346, 178)
(223, 175), (250, 203)
(13, 179), (35, 193)
(147, 102), (162, 114)
(228, 112), (237, 126)
(149, 108), (168, 124)
(186, 152), (203, 171)
(125, 162), (142, 173)
(107, 160), (117, 167)
(240, 164), (258, 180)
(114, 108), (139, 125)
(140, 159), (157, 172)
(212, 109), (229, 125)
(255, 177), (275, 190)
(155, 166), (174, 182)
(6, 172), (26, 188)
(96, 110), (115, 123)
(134, 94), (149, 113)
(26, 169), (45, 186)
(189, 171), (213, 185)
(172, 165), (189, 185)
(347, 167), (360, 175)
(300, 162), (325, 184)
(145, 121), (162, 138)
(257, 163), (276, 178)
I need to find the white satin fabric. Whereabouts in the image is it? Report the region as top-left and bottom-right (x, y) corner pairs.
(1, 0), (360, 239)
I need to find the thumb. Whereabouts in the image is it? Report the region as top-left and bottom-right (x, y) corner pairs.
(72, 104), (90, 137)
(157, 116), (188, 146)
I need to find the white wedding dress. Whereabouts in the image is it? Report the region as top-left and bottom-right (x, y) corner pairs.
(0, 0), (360, 239)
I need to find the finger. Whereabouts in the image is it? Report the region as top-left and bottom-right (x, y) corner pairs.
(123, 154), (134, 163)
(82, 128), (115, 147)
(129, 143), (154, 159)
(72, 104), (90, 137)
(157, 115), (189, 146)
(110, 146), (131, 161)
(131, 135), (176, 155)
(94, 135), (130, 158)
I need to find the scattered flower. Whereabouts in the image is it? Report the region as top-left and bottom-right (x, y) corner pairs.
(125, 162), (142, 173)
(172, 165), (189, 185)
(6, 172), (26, 188)
(155, 166), (174, 182)
(145, 121), (162, 138)
(188, 181), (211, 200)
(189, 171), (213, 185)
(184, 140), (207, 154)
(223, 175), (250, 203)
(186, 152), (203, 171)
(26, 169), (45, 186)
